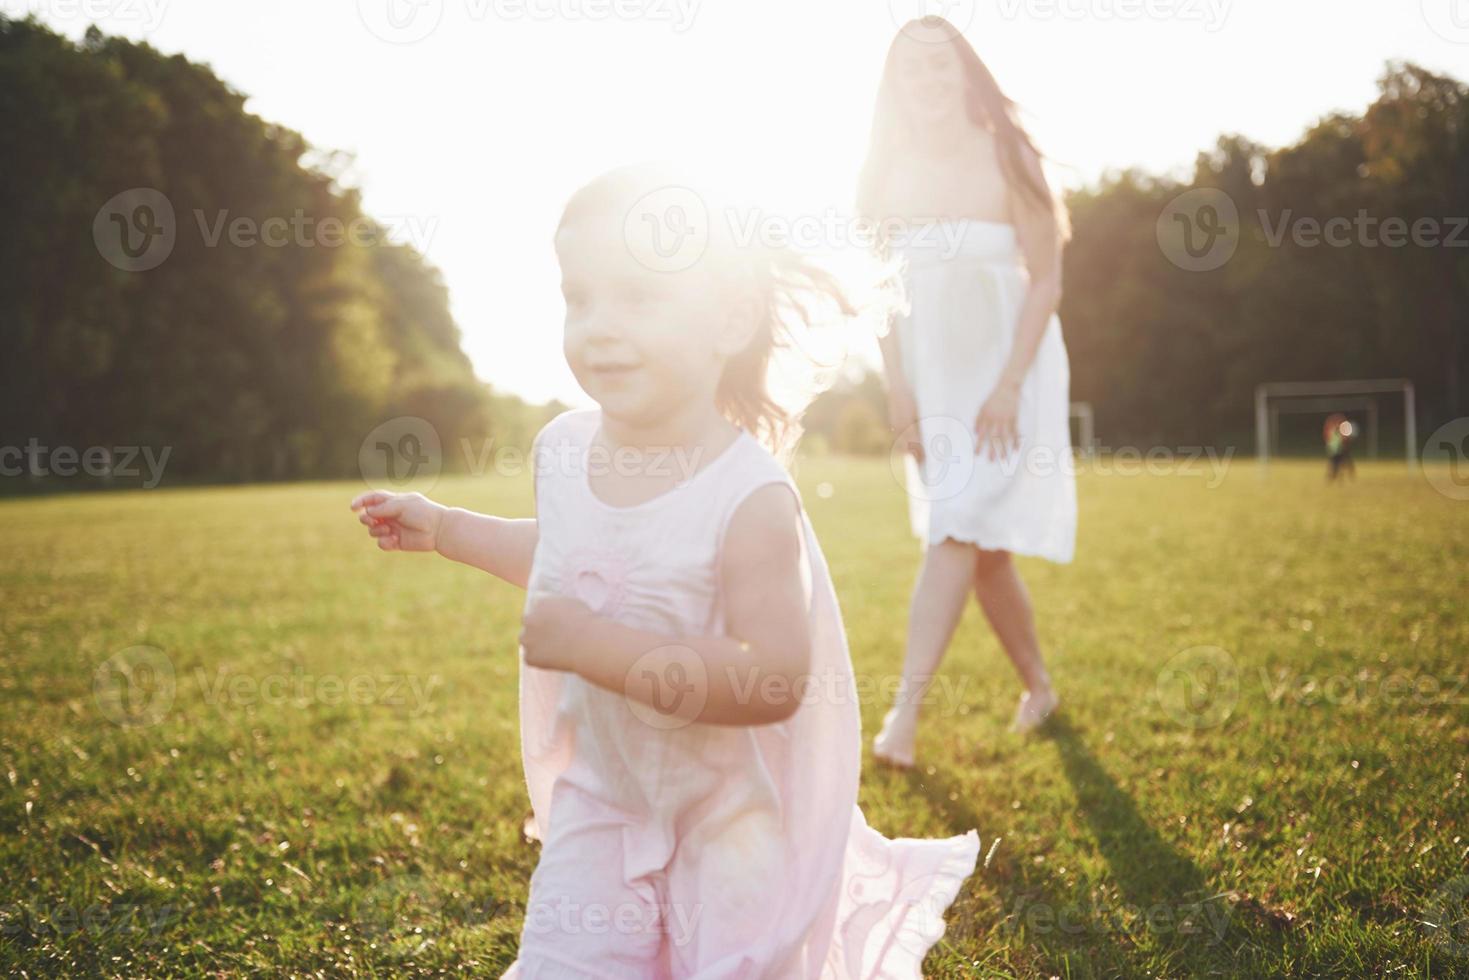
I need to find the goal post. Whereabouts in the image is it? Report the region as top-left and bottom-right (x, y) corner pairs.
(1069, 401), (1097, 458)
(1254, 379), (1417, 468)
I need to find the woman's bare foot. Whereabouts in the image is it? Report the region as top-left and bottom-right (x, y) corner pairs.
(1011, 687), (1059, 733)
(872, 706), (918, 768)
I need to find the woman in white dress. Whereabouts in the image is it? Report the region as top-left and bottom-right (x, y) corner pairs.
(859, 17), (1077, 766)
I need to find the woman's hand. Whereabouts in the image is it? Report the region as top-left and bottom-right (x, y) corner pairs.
(350, 490), (446, 552)
(887, 381), (925, 464)
(519, 594), (596, 671)
(974, 378), (1022, 460)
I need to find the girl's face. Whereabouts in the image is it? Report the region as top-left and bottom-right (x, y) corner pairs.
(890, 31), (969, 132)
(555, 205), (748, 429)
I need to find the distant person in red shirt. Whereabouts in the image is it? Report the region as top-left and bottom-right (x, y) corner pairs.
(1324, 413), (1356, 482)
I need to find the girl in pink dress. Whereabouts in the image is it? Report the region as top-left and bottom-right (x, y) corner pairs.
(352, 165), (979, 978)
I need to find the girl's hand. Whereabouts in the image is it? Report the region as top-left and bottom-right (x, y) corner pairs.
(887, 381), (924, 464)
(974, 379), (1022, 461)
(519, 594), (595, 671)
(350, 490), (446, 552)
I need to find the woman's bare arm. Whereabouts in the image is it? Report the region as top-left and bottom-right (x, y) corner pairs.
(973, 145), (1064, 457)
(998, 145), (1064, 390)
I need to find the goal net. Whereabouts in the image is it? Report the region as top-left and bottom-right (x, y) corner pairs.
(1254, 379), (1417, 466)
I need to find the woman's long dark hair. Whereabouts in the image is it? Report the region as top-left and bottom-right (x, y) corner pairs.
(857, 17), (1070, 241)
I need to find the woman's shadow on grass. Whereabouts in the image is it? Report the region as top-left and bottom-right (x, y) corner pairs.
(899, 715), (1236, 975)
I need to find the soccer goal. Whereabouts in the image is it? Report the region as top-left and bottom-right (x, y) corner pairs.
(1069, 401), (1097, 458)
(1254, 379), (1417, 467)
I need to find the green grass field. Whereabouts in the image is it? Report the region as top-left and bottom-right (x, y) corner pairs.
(2, 458), (1466, 977)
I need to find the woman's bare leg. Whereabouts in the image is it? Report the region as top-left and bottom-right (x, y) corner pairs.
(973, 549), (1057, 726)
(874, 538), (976, 762)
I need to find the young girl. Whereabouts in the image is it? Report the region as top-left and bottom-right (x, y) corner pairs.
(351, 165), (979, 977)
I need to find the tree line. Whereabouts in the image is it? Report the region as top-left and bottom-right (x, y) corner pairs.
(3, 16), (1464, 485)
(0, 16), (558, 490)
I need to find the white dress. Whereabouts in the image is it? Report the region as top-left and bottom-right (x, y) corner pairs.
(506, 408), (980, 978)
(891, 219), (1076, 563)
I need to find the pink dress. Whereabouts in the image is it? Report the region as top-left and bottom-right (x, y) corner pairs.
(504, 409), (979, 979)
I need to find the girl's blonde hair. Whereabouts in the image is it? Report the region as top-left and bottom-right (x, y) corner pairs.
(558, 165), (893, 461)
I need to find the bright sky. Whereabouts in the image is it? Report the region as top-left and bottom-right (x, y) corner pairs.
(15, 0), (1468, 405)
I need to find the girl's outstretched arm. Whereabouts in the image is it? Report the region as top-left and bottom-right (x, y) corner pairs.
(519, 483), (813, 726)
(351, 490), (538, 589)
(436, 507), (538, 589)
